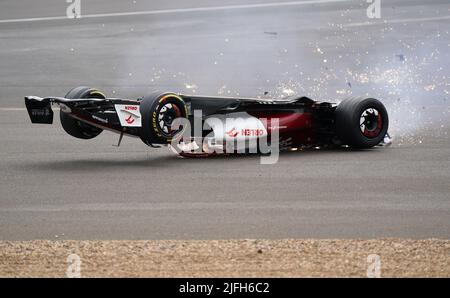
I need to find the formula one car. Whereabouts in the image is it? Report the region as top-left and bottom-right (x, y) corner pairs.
(25, 86), (389, 156)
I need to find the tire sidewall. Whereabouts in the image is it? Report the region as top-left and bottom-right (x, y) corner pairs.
(140, 92), (188, 145)
(336, 98), (389, 148)
(60, 86), (104, 139)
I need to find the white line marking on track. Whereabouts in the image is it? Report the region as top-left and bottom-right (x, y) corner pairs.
(0, 0), (351, 23)
(0, 108), (60, 111)
(0, 1), (447, 27)
(343, 15), (450, 27)
(0, 108), (27, 111)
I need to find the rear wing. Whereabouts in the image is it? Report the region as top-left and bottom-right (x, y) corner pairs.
(24, 96), (106, 124)
(24, 96), (55, 124)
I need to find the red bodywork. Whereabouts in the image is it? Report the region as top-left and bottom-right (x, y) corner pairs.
(248, 111), (315, 146)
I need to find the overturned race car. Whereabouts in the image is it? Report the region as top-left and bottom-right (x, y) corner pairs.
(25, 86), (390, 157)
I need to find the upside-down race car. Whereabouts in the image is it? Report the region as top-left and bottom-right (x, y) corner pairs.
(25, 86), (389, 156)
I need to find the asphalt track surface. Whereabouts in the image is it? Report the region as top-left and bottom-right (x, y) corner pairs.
(0, 0), (449, 240)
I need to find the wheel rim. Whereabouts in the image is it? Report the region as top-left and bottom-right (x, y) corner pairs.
(360, 108), (383, 138)
(158, 102), (182, 136)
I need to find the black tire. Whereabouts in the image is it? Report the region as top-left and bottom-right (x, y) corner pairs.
(60, 86), (104, 139)
(335, 97), (389, 148)
(139, 91), (188, 145)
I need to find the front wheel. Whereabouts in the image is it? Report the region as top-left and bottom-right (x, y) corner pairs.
(335, 97), (389, 148)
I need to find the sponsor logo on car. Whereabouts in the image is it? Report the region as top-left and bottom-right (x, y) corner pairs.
(125, 115), (135, 124)
(114, 104), (142, 127)
(241, 128), (264, 136)
(92, 115), (108, 124)
(31, 109), (50, 116)
(225, 128), (265, 137)
(226, 128), (239, 137)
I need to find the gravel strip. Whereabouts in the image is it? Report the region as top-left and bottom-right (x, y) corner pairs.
(1, 239), (449, 277)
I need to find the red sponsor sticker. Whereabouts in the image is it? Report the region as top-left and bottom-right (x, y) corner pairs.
(125, 115), (135, 124)
(226, 128), (239, 137)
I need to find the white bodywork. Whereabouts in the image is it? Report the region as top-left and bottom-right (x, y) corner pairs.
(114, 104), (142, 127)
(204, 112), (268, 142)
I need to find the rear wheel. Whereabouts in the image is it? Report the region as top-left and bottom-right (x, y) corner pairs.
(60, 86), (104, 139)
(335, 97), (389, 148)
(139, 91), (188, 145)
